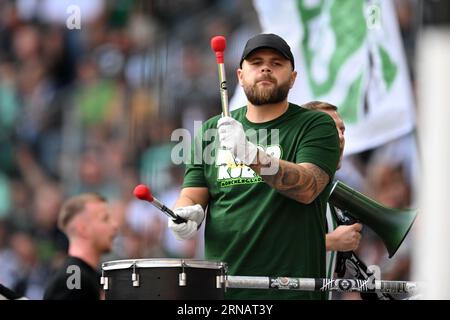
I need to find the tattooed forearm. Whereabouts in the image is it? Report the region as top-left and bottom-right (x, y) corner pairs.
(250, 149), (329, 204)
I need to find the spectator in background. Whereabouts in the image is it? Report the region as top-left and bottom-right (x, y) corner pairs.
(302, 101), (362, 301)
(8, 232), (49, 299)
(302, 102), (362, 255)
(0, 173), (11, 220)
(44, 193), (117, 300)
(0, 60), (20, 175)
(31, 182), (68, 270)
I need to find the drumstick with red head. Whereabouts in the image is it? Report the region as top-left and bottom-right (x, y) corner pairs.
(211, 35), (230, 117)
(133, 184), (187, 224)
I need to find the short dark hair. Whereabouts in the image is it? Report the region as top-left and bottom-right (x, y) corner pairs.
(302, 101), (337, 111)
(58, 193), (106, 232)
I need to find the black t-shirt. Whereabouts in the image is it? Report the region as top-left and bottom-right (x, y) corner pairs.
(43, 256), (101, 300)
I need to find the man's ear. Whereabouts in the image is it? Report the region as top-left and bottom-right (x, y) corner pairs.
(237, 68), (244, 86)
(73, 215), (88, 239)
(289, 70), (297, 89)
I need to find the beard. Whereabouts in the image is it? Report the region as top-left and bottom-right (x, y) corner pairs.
(243, 75), (291, 106)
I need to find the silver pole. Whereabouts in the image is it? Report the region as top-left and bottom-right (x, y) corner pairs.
(227, 276), (420, 294)
(217, 63), (230, 117)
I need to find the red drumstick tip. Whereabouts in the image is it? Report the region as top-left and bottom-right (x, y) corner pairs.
(133, 184), (154, 202)
(211, 36), (226, 53)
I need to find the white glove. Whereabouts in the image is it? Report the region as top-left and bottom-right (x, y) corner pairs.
(217, 116), (258, 165)
(168, 204), (205, 240)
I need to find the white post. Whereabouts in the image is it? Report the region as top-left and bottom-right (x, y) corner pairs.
(415, 27), (450, 299)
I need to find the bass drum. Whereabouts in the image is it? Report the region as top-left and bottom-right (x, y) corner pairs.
(101, 259), (227, 300)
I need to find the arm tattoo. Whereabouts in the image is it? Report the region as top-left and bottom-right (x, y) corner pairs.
(250, 149), (330, 204)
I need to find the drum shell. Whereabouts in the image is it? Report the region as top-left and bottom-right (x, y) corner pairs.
(102, 260), (225, 300)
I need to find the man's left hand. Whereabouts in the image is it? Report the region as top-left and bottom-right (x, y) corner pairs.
(326, 223), (363, 252)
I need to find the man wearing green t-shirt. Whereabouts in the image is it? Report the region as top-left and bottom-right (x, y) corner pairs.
(168, 33), (340, 299)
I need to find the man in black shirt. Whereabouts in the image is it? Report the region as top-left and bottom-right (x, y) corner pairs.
(44, 193), (118, 300)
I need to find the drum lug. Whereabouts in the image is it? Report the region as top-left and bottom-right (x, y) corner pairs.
(217, 262), (227, 291)
(216, 275), (222, 289)
(132, 264), (140, 287)
(179, 260), (187, 286)
(179, 272), (186, 286)
(102, 277), (109, 290)
(100, 270), (109, 290)
(132, 273), (140, 287)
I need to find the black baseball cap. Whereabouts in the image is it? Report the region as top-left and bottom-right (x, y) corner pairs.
(240, 33), (295, 69)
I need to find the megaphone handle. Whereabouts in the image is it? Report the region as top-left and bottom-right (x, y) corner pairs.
(331, 206), (358, 226)
(343, 214), (358, 225)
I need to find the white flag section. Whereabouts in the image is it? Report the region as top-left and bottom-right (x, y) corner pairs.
(230, 0), (415, 155)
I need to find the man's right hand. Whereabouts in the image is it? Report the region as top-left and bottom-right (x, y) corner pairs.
(326, 223), (362, 252)
(168, 204), (205, 240)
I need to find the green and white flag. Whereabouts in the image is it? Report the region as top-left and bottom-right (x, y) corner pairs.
(230, 0), (415, 155)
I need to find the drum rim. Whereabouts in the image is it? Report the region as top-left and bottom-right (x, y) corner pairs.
(102, 258), (227, 271)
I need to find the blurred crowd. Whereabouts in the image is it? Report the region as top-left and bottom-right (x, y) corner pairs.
(0, 0), (419, 299)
